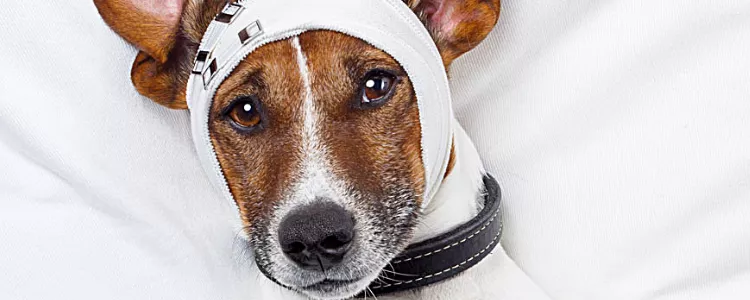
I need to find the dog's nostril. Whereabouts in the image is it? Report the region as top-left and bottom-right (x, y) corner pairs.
(286, 241), (306, 254)
(319, 234), (350, 251)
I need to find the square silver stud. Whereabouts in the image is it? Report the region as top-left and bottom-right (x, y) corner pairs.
(201, 58), (218, 88)
(192, 50), (210, 74)
(238, 20), (264, 45)
(216, 3), (244, 23)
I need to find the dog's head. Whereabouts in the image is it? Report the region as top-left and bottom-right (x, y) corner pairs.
(95, 0), (499, 298)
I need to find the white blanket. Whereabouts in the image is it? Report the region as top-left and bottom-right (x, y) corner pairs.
(450, 0), (750, 299)
(1, 0), (748, 299)
(0, 1), (253, 299)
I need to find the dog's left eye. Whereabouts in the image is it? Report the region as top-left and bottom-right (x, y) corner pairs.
(224, 96), (263, 131)
(359, 70), (398, 108)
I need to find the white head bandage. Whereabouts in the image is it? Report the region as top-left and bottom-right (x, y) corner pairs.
(186, 0), (453, 210)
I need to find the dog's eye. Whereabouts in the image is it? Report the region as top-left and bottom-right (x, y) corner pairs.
(359, 70), (398, 108)
(225, 96), (263, 131)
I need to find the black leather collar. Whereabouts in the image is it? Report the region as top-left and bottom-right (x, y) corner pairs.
(361, 174), (503, 296)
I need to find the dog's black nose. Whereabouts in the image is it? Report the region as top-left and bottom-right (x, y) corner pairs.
(278, 201), (355, 271)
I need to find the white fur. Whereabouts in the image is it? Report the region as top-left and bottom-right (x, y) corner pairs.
(412, 120), (486, 243)
(290, 36), (333, 205)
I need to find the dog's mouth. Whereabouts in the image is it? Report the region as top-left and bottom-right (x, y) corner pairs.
(256, 257), (379, 299)
(300, 278), (363, 292)
(295, 277), (373, 300)
(302, 278), (360, 288)
(255, 239), (391, 299)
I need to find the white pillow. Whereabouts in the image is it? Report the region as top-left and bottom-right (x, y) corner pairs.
(450, 0), (750, 299)
(0, 1), (257, 299)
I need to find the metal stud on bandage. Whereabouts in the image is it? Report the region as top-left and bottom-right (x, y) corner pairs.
(191, 1), (264, 88)
(202, 59), (218, 88)
(239, 21), (264, 45)
(215, 2), (244, 23)
(191, 51), (210, 75)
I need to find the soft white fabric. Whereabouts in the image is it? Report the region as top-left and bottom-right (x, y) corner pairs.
(2, 0), (749, 300)
(187, 0), (453, 211)
(450, 0), (750, 299)
(0, 2), (254, 299)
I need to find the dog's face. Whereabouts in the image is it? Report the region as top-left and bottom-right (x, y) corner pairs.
(210, 32), (425, 298)
(95, 0), (499, 298)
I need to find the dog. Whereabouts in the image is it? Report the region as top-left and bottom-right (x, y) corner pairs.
(94, 0), (502, 299)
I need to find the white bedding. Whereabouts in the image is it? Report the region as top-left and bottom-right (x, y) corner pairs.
(1, 0), (748, 299)
(450, 0), (750, 299)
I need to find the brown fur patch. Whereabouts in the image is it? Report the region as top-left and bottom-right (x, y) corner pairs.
(407, 0), (502, 67)
(95, 0), (229, 109)
(298, 32), (425, 204)
(208, 39), (305, 226)
(444, 138), (457, 177)
(93, 0), (184, 63)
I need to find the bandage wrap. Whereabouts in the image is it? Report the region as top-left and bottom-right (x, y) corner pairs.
(186, 0), (453, 210)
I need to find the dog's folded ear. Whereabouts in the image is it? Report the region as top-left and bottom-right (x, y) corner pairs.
(94, 0), (190, 109)
(408, 0), (501, 66)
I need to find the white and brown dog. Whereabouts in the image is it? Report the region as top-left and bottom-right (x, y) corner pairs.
(94, 0), (502, 299)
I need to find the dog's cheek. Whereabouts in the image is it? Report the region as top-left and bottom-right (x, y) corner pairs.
(207, 40), (306, 231)
(376, 89), (426, 251)
(367, 181), (421, 257)
(208, 117), (286, 228)
(401, 99), (426, 205)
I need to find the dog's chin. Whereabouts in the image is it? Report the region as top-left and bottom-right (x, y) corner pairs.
(294, 275), (378, 300)
(261, 260), (384, 300)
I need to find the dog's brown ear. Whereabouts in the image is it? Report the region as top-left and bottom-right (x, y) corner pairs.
(94, 0), (190, 109)
(409, 0), (501, 66)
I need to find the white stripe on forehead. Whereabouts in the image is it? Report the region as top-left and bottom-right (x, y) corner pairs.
(291, 37), (317, 155)
(289, 36), (338, 205)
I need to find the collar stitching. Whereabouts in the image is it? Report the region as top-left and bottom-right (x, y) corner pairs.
(391, 207), (500, 264)
(369, 223), (502, 289)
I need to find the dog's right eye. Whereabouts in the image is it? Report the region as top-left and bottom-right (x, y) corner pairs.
(223, 96), (264, 133)
(356, 70), (399, 109)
